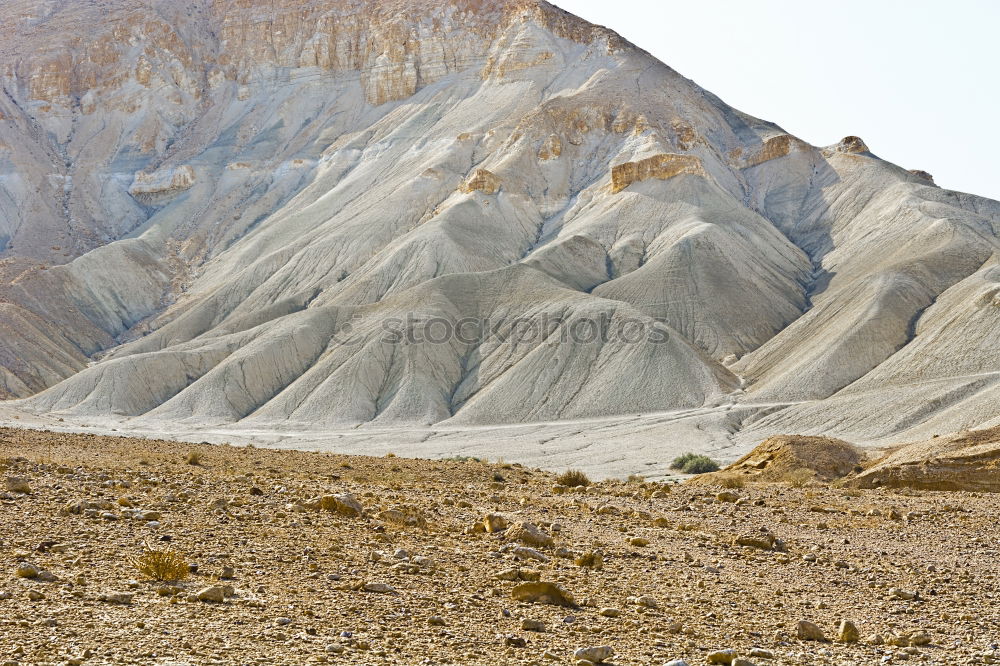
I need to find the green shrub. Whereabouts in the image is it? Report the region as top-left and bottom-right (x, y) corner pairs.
(670, 453), (720, 475)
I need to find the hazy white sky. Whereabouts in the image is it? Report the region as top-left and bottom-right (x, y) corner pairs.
(557, 0), (1000, 201)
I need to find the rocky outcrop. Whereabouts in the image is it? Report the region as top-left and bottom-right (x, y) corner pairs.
(850, 426), (1000, 492)
(740, 134), (810, 168)
(537, 134), (562, 161)
(835, 136), (870, 154)
(129, 166), (196, 205)
(610, 154), (705, 193)
(460, 169), (502, 195)
(691, 435), (864, 485)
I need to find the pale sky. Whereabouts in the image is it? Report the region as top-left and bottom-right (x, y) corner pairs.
(557, 0), (1000, 201)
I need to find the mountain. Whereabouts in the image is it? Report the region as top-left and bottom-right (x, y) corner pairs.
(1, 0), (998, 445)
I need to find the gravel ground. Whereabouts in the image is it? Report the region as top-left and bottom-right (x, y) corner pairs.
(1, 427), (998, 665)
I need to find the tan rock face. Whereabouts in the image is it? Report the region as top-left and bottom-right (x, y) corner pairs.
(460, 168), (502, 195)
(537, 134), (562, 160)
(851, 426), (1000, 492)
(610, 153), (705, 193)
(740, 134), (810, 168)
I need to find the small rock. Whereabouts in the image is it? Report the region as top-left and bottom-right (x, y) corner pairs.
(837, 620), (860, 643)
(507, 522), (554, 548)
(890, 587), (918, 601)
(707, 649), (737, 664)
(716, 491), (740, 503)
(512, 582), (576, 607)
(99, 592), (133, 604)
(27, 589), (45, 601)
(484, 513), (509, 532)
(196, 585), (226, 603)
(504, 636), (527, 648)
(15, 563), (40, 579)
(573, 646), (613, 663)
(4, 477), (31, 494)
(427, 616), (446, 626)
(734, 532), (776, 550)
(494, 567), (522, 581)
(666, 661), (691, 666)
(512, 546), (549, 563)
(628, 537), (649, 547)
(598, 608), (620, 618)
(748, 648), (774, 658)
(796, 620), (827, 641)
(521, 618), (546, 632)
(627, 595), (658, 609)
(362, 582), (397, 594)
(318, 493), (364, 517)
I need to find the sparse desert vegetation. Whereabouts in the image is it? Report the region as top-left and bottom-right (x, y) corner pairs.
(1, 427), (999, 665)
(670, 453), (720, 475)
(555, 469), (591, 488)
(130, 543), (189, 582)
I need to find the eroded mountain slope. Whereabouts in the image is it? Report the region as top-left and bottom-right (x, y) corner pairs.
(1, 0), (998, 438)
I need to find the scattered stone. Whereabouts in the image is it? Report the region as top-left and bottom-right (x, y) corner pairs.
(506, 522), (554, 548)
(573, 646), (613, 663)
(707, 648), (737, 664)
(15, 563), (40, 579)
(837, 620), (860, 642)
(598, 608), (620, 618)
(484, 513), (509, 532)
(512, 546), (549, 563)
(627, 595), (658, 609)
(796, 620), (826, 641)
(196, 585), (227, 603)
(362, 582), (397, 594)
(734, 532), (776, 550)
(521, 618), (546, 632)
(4, 477), (31, 494)
(317, 493), (364, 517)
(511, 582), (576, 607)
(98, 592), (133, 604)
